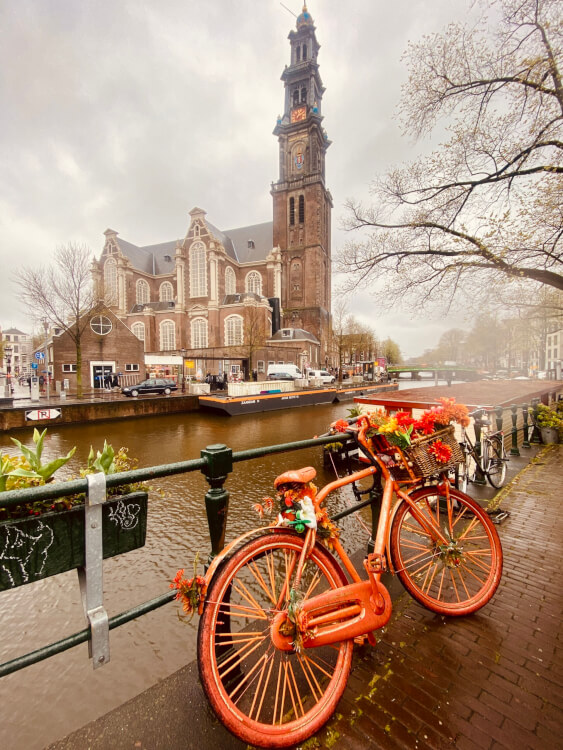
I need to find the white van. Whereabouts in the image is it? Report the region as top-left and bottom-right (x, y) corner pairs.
(307, 369), (336, 384)
(267, 363), (302, 380)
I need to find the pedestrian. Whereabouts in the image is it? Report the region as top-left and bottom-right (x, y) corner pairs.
(104, 373), (112, 390)
(112, 374), (119, 389)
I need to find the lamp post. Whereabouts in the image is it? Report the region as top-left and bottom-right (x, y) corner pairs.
(181, 348), (186, 393)
(4, 344), (13, 396)
(42, 320), (50, 402)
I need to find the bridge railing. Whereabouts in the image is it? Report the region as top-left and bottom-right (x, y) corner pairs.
(0, 431), (367, 678)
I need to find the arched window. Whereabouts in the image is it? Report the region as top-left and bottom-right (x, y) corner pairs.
(225, 315), (243, 346)
(131, 322), (145, 349)
(160, 281), (173, 302)
(301, 87), (307, 103)
(299, 195), (305, 223)
(191, 318), (208, 349)
(289, 197), (295, 226)
(246, 271), (262, 296)
(296, 46), (301, 63)
(136, 279), (150, 304)
(160, 320), (176, 351)
(194, 224), (200, 236)
(293, 89), (299, 107)
(190, 241), (207, 297)
(225, 266), (236, 295)
(302, 43), (307, 60)
(104, 258), (117, 306)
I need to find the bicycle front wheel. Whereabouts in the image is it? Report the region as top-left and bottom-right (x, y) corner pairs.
(390, 486), (503, 616)
(198, 531), (353, 748)
(484, 435), (508, 488)
(454, 450), (477, 493)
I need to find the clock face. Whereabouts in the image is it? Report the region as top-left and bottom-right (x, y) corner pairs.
(291, 106), (307, 123)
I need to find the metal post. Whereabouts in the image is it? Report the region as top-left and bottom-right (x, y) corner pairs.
(510, 404), (520, 456)
(473, 410), (487, 484)
(181, 348), (186, 393)
(530, 398), (541, 443)
(42, 320), (50, 402)
(201, 443), (233, 564)
(494, 406), (504, 434)
(521, 403), (531, 448)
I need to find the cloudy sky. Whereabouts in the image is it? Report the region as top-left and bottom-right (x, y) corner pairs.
(0, 0), (478, 357)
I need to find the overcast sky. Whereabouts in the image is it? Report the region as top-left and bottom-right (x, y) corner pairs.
(0, 0), (478, 357)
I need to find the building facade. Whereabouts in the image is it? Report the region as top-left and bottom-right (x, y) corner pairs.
(91, 5), (331, 378)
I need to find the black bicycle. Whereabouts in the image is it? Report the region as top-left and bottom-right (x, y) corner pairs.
(455, 410), (508, 491)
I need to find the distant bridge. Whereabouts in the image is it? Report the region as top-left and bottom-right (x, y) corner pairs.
(387, 366), (480, 381)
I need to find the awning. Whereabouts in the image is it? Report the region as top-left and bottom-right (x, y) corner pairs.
(145, 354), (182, 365)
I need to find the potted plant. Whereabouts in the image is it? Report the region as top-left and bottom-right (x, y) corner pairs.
(0, 429), (148, 590)
(535, 404), (562, 445)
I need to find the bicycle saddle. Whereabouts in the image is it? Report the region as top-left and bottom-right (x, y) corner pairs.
(274, 466), (317, 488)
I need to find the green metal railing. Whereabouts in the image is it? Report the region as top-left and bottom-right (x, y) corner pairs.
(0, 398), (552, 678)
(0, 431), (357, 678)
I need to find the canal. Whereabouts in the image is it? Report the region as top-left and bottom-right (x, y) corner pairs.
(1, 401), (368, 750)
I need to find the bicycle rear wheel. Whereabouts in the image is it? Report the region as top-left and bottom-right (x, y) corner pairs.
(198, 531), (353, 748)
(484, 435), (508, 488)
(390, 486), (503, 616)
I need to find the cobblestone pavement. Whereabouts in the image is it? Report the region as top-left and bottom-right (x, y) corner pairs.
(48, 445), (562, 750)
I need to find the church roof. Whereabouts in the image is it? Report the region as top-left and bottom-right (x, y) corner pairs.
(269, 328), (320, 344)
(219, 221), (273, 264)
(115, 220), (273, 273)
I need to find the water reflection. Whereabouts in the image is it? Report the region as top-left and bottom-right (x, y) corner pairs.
(1, 402), (371, 750)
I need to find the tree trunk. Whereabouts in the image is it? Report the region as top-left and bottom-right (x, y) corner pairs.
(76, 339), (83, 398)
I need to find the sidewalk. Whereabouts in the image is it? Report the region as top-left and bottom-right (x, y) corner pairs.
(47, 445), (562, 750)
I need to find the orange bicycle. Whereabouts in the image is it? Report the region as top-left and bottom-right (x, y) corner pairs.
(196, 416), (503, 748)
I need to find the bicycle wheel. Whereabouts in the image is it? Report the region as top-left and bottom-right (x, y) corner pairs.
(484, 435), (508, 489)
(198, 531), (353, 748)
(390, 486), (503, 616)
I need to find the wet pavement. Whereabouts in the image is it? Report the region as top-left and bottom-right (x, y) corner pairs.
(46, 443), (562, 750)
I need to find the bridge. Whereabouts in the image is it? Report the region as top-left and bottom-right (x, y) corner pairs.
(387, 365), (480, 381)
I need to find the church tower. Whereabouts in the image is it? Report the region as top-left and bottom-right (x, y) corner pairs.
(272, 4), (332, 362)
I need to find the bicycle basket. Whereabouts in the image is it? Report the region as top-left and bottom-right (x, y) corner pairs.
(371, 425), (464, 481)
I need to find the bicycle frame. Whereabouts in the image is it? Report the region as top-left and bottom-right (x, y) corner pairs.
(457, 410), (505, 486)
(264, 421), (452, 650)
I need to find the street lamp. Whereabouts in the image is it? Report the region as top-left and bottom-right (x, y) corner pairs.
(4, 344), (13, 395)
(180, 348), (186, 393)
(42, 320), (50, 402)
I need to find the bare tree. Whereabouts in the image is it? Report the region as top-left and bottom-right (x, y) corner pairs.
(14, 242), (100, 397)
(340, 0), (562, 310)
(237, 301), (270, 378)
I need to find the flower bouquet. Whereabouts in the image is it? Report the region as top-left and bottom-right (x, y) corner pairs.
(359, 398), (469, 481)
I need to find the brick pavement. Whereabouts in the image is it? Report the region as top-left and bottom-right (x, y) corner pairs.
(311, 444), (563, 750)
(48, 445), (562, 750)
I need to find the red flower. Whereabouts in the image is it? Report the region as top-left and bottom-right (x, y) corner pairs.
(427, 439), (453, 463)
(333, 419), (351, 433)
(414, 411), (437, 435)
(395, 411), (414, 428)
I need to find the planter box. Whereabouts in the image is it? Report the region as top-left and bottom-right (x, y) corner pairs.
(540, 426), (559, 444)
(0, 491), (148, 591)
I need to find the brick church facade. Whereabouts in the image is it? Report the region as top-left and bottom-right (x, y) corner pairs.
(92, 5), (332, 380)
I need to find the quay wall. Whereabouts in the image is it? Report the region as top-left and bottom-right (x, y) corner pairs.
(0, 395), (200, 432)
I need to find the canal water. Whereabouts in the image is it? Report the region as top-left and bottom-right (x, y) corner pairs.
(0, 401), (372, 750)
(0, 379), (457, 749)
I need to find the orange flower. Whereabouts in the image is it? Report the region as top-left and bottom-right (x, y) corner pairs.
(427, 439), (453, 463)
(333, 419), (351, 433)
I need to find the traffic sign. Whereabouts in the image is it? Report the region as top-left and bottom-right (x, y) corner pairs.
(25, 409), (61, 422)
(35, 352), (45, 360)
(31, 363), (38, 369)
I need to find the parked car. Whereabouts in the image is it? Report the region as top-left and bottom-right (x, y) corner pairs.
(122, 378), (178, 397)
(307, 369), (336, 384)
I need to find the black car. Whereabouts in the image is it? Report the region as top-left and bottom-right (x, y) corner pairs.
(122, 378), (178, 397)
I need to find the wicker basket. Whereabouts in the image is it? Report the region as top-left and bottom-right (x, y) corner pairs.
(370, 425), (464, 482)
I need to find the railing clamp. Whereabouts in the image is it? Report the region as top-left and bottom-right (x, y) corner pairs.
(78, 472), (110, 669)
